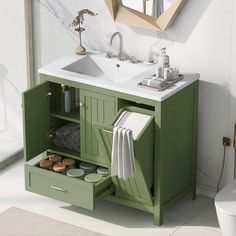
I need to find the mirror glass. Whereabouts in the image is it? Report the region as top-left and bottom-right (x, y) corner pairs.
(122, 0), (175, 18)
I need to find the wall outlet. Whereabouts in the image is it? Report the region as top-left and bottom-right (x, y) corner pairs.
(223, 137), (231, 146)
(234, 124), (236, 147)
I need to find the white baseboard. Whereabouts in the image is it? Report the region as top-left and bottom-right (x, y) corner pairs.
(197, 183), (217, 199)
(0, 149), (23, 170)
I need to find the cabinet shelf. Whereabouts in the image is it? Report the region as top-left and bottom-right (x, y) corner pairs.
(48, 145), (80, 160)
(50, 109), (80, 123)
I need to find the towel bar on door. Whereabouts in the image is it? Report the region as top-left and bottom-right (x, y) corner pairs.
(103, 129), (113, 134)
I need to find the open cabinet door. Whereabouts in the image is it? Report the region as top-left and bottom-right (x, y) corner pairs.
(22, 82), (50, 161)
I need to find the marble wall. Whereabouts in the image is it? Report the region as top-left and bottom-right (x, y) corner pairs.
(32, 0), (236, 196)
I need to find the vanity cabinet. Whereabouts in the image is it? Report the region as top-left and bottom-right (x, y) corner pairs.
(23, 73), (198, 226)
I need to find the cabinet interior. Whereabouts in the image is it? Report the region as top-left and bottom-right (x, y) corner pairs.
(117, 98), (155, 111)
(32, 154), (110, 188)
(47, 82), (82, 161)
(49, 82), (80, 124)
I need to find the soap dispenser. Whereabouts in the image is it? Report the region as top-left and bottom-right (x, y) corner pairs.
(156, 47), (170, 78)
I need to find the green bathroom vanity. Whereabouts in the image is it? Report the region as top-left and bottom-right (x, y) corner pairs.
(23, 51), (199, 225)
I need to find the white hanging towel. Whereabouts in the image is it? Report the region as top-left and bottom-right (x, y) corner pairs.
(111, 127), (135, 180)
(111, 111), (152, 179)
(111, 126), (119, 176)
(117, 127), (124, 178)
(122, 128), (135, 179)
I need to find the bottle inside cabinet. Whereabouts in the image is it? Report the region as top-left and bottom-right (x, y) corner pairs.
(49, 83), (80, 123)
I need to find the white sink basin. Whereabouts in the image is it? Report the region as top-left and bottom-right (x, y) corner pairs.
(62, 54), (150, 83)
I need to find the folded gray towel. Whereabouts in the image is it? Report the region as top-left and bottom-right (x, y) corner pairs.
(53, 123), (80, 152)
(56, 123), (80, 137)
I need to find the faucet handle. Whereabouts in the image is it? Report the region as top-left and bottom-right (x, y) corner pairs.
(129, 56), (142, 64)
(129, 56), (138, 64)
(105, 51), (113, 58)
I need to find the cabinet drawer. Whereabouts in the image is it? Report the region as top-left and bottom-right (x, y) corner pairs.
(25, 164), (114, 210)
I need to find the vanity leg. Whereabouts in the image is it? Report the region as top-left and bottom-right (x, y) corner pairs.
(192, 188), (196, 200)
(153, 204), (163, 226)
(190, 162), (197, 200)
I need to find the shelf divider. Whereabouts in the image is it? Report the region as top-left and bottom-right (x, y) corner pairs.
(50, 109), (80, 123)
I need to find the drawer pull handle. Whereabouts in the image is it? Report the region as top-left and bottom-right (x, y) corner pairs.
(50, 185), (67, 192)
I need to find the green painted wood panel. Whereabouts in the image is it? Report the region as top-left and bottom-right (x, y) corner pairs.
(161, 84), (197, 203)
(106, 195), (154, 213)
(153, 81), (198, 225)
(80, 90), (116, 166)
(25, 164), (113, 210)
(22, 82), (50, 161)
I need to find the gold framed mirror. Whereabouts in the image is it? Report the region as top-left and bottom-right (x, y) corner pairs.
(105, 0), (186, 31)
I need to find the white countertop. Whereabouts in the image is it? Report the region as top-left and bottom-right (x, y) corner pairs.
(39, 51), (199, 102)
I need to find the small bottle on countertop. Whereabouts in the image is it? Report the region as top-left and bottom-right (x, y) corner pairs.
(163, 68), (172, 81)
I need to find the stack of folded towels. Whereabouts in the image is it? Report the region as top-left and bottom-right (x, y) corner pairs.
(142, 76), (166, 89)
(111, 111), (152, 180)
(53, 123), (80, 152)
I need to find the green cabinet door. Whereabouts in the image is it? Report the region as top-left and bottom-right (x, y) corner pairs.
(80, 90), (116, 166)
(22, 82), (50, 161)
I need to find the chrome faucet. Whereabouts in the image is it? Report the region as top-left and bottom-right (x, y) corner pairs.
(109, 32), (125, 61)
